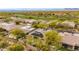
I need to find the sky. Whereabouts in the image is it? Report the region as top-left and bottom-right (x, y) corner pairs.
(0, 0), (78, 8)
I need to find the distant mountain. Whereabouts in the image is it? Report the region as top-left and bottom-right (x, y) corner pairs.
(0, 8), (64, 12)
(0, 8), (79, 12)
(64, 8), (79, 11)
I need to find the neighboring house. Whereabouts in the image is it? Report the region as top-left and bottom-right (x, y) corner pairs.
(20, 24), (35, 33)
(57, 21), (75, 28)
(62, 21), (75, 28)
(29, 28), (53, 38)
(0, 22), (16, 31)
(24, 19), (36, 24)
(10, 17), (18, 20)
(60, 32), (79, 50)
(29, 29), (45, 38)
(31, 31), (43, 38)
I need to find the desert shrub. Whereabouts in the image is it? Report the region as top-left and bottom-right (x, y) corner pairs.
(8, 44), (24, 51)
(44, 30), (62, 50)
(26, 35), (50, 51)
(4, 17), (13, 22)
(0, 40), (9, 48)
(49, 20), (58, 28)
(0, 32), (7, 36)
(10, 28), (26, 40)
(33, 23), (48, 29)
(15, 20), (21, 25)
(0, 27), (7, 32)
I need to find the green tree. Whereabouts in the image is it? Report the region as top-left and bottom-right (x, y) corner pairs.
(74, 19), (79, 24)
(4, 17), (13, 22)
(0, 40), (9, 48)
(8, 43), (24, 51)
(44, 30), (62, 50)
(26, 35), (48, 51)
(49, 21), (57, 28)
(0, 27), (8, 36)
(0, 36), (9, 49)
(33, 23), (48, 29)
(15, 20), (21, 25)
(10, 28), (26, 40)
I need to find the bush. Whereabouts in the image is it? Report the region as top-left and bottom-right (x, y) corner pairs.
(4, 17), (13, 22)
(26, 35), (49, 51)
(44, 30), (62, 50)
(0, 28), (7, 36)
(33, 23), (48, 29)
(8, 44), (24, 51)
(0, 40), (9, 48)
(0, 27), (7, 32)
(49, 20), (58, 27)
(10, 28), (26, 40)
(15, 21), (21, 25)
